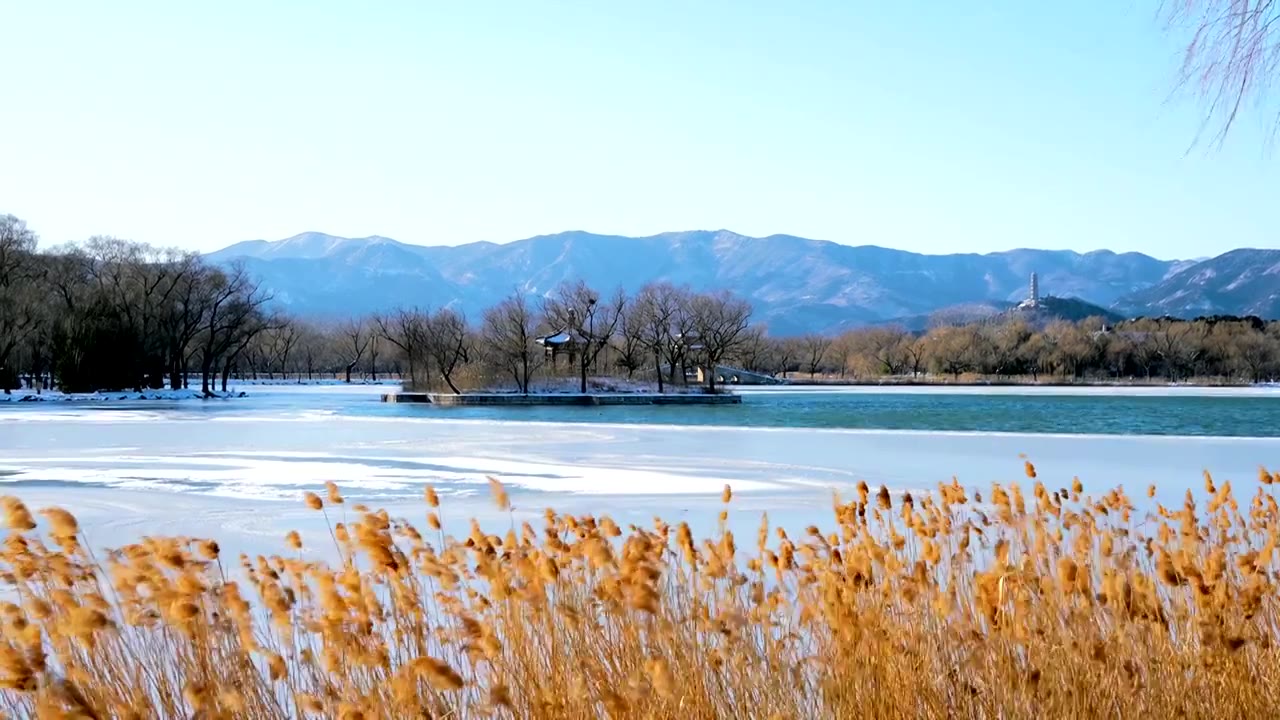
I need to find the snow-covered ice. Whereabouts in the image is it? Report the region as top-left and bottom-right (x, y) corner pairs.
(0, 388), (245, 403)
(1, 384), (1278, 562)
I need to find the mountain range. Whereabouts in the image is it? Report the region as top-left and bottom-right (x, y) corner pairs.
(206, 231), (1277, 335)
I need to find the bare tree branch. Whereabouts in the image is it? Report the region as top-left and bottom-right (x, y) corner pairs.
(1163, 0), (1280, 145)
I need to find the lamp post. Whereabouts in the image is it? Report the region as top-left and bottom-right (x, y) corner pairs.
(566, 308), (578, 376)
(580, 296), (596, 394)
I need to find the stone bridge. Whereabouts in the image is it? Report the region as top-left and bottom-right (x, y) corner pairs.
(694, 365), (785, 386)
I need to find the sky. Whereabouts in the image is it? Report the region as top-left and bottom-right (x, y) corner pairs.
(2, 1), (1276, 259)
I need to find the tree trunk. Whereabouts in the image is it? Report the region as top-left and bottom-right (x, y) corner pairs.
(200, 355), (214, 396)
(345, 362), (356, 384)
(655, 351), (665, 394)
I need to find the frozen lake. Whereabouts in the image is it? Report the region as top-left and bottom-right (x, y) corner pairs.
(2, 384), (1279, 558)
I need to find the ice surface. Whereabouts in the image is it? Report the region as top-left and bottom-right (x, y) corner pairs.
(2, 384), (1278, 563)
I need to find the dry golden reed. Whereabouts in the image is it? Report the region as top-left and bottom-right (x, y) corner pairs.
(4, 470), (1280, 718)
(487, 477), (510, 512)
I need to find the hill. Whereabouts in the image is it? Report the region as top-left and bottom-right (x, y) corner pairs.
(872, 296), (1123, 333)
(1035, 296), (1125, 324)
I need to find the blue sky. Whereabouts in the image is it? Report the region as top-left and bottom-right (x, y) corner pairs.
(2, 1), (1275, 258)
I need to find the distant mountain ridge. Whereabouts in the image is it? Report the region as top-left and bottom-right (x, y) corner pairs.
(205, 230), (1276, 334)
(1113, 249), (1280, 320)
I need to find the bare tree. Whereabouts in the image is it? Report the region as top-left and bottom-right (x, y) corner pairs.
(374, 308), (428, 387)
(427, 308), (470, 393)
(339, 319), (371, 384)
(0, 216), (40, 393)
(1021, 330), (1051, 381)
(1151, 319), (1206, 381)
(219, 311), (274, 392)
(860, 326), (911, 376)
(613, 301), (647, 380)
(157, 256), (216, 389)
(543, 281), (625, 394)
(265, 321), (301, 380)
(985, 318), (1034, 378)
(1126, 320), (1165, 380)
(688, 291), (753, 392)
(196, 263), (270, 396)
(297, 323), (329, 381)
(39, 247), (95, 391)
(826, 333), (855, 378)
(770, 337), (801, 378)
(904, 335), (929, 378)
(0, 215), (36, 286)
(665, 296), (698, 387)
(799, 333), (832, 378)
(1042, 320), (1107, 380)
(78, 238), (207, 391)
(367, 332), (383, 382)
(1163, 0), (1280, 145)
(1233, 323), (1280, 381)
(632, 283), (688, 393)
(733, 326), (772, 375)
(927, 325), (977, 380)
(482, 290), (540, 395)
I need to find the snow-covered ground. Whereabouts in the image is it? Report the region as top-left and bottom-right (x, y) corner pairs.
(2, 384), (1278, 563)
(222, 378), (401, 386)
(0, 388), (246, 402)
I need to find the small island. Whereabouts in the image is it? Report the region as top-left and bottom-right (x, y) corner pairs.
(384, 392), (742, 406)
(378, 283), (776, 406)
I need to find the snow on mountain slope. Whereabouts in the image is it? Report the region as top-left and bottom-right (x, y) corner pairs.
(205, 230), (1205, 332)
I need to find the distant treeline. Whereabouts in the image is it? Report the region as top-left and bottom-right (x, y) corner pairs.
(4, 213), (1277, 395)
(800, 314), (1279, 383)
(0, 216), (275, 395)
(0, 215), (759, 394)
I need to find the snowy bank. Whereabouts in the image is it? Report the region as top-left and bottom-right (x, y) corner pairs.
(0, 388), (246, 403)
(223, 378), (401, 387)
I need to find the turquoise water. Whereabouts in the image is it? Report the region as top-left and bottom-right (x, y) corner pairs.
(4, 386), (1278, 437)
(364, 391), (1278, 437)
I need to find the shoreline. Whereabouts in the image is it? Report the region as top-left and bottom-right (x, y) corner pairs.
(0, 388), (247, 403)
